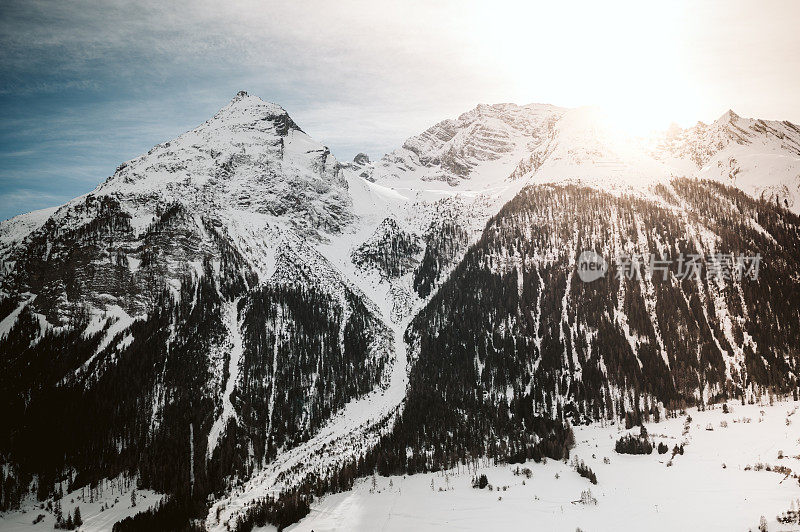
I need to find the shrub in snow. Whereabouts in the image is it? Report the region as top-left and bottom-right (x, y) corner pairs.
(776, 499), (799, 524)
(512, 466), (533, 478)
(579, 489), (597, 506)
(772, 465), (792, 476)
(574, 460), (598, 484)
(472, 474), (489, 489)
(671, 444), (685, 458)
(615, 434), (652, 455)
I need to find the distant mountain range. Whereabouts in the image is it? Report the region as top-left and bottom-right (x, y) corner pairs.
(1, 92), (798, 530)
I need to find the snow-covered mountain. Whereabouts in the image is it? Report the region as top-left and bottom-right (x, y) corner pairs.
(0, 93), (799, 531)
(364, 102), (564, 186)
(654, 109), (800, 210)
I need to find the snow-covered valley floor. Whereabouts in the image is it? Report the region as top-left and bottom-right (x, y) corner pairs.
(0, 477), (162, 532)
(282, 400), (800, 532)
(1, 402), (798, 531)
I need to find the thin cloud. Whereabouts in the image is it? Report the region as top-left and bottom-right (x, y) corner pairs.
(0, 189), (69, 221)
(0, 149), (35, 157)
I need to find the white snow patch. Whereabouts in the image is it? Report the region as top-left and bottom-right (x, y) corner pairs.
(291, 400), (800, 532)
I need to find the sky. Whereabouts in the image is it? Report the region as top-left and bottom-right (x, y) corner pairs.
(1, 0), (799, 221)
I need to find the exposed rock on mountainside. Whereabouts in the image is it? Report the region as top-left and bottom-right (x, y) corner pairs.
(365, 103), (564, 185)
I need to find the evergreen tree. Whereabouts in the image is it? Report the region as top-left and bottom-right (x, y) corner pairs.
(54, 500), (63, 526)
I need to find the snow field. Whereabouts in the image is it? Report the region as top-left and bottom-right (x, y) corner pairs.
(287, 400), (800, 532)
(0, 477), (163, 532)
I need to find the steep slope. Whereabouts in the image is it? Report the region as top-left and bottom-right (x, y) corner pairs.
(0, 93), (398, 520)
(400, 180), (799, 444)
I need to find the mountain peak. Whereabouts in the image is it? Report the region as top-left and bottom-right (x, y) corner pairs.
(204, 92), (303, 137)
(226, 90), (278, 111)
(353, 153), (371, 166)
(716, 108), (740, 124)
(214, 91), (288, 118)
(232, 89), (250, 101)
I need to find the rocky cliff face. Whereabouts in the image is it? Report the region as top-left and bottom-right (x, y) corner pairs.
(364, 102), (564, 186)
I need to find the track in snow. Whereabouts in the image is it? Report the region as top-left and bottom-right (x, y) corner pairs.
(207, 298), (245, 458)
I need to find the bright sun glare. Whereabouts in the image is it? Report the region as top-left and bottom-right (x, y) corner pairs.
(467, 0), (701, 135)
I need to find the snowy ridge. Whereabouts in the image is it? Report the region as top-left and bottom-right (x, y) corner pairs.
(365, 103), (564, 186)
(653, 110), (800, 211)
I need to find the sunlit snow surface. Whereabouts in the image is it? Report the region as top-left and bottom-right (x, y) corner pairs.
(285, 401), (800, 532)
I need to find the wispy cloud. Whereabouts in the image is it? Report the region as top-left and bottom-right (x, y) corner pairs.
(0, 149), (35, 157)
(0, 189), (70, 221)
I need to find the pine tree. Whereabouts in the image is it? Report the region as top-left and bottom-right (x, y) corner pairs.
(74, 506), (82, 527)
(54, 499), (63, 526)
